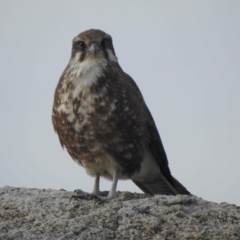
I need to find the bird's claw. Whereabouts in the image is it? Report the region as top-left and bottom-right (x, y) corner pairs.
(70, 189), (98, 202)
(70, 194), (111, 204)
(93, 195), (113, 205)
(70, 189), (113, 203)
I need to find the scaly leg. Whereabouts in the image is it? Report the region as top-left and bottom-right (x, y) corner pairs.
(91, 174), (109, 196)
(91, 174), (100, 195)
(106, 168), (119, 199)
(94, 168), (119, 203)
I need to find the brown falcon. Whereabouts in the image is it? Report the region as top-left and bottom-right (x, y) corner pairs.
(52, 29), (190, 200)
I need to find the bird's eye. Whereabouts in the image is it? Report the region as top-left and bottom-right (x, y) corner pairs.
(101, 38), (110, 48)
(75, 41), (86, 50)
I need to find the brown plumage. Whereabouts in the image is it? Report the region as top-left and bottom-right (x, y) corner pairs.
(52, 29), (190, 200)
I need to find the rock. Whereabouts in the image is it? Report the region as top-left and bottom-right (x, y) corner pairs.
(0, 186), (239, 239)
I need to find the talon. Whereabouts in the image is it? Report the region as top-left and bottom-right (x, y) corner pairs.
(70, 189), (100, 202)
(70, 188), (114, 203)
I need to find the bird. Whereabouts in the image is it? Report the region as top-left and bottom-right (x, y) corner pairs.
(52, 29), (190, 201)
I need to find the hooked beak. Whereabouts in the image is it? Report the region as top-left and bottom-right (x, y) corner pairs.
(88, 42), (100, 55)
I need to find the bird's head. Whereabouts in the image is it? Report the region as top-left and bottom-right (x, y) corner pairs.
(71, 29), (118, 64)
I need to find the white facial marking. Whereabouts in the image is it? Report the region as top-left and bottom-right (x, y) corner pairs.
(106, 49), (118, 63)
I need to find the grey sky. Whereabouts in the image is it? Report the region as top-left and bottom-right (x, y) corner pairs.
(0, 1), (240, 205)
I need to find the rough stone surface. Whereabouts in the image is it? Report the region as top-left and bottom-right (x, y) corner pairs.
(0, 186), (239, 240)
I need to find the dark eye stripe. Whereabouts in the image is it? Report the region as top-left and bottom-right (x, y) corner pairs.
(102, 49), (109, 60)
(101, 38), (111, 48)
(79, 52), (87, 62)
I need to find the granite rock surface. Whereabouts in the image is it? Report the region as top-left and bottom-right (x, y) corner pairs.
(0, 186), (239, 240)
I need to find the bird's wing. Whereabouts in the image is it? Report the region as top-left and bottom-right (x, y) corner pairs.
(122, 71), (191, 195)
(102, 63), (190, 195)
(100, 64), (151, 177)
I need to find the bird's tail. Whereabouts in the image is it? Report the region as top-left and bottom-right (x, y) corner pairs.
(133, 174), (191, 196)
(171, 176), (191, 195)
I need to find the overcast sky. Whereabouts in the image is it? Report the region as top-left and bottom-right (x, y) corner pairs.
(0, 1), (240, 205)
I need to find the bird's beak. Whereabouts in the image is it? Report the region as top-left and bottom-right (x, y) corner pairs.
(88, 43), (100, 55)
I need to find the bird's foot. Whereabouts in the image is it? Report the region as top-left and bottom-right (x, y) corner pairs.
(70, 190), (97, 201)
(93, 191), (118, 204)
(93, 195), (113, 204)
(70, 189), (109, 202)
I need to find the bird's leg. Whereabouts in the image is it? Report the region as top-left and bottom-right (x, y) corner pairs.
(91, 174), (100, 195)
(95, 168), (119, 203)
(91, 174), (109, 196)
(107, 168), (119, 199)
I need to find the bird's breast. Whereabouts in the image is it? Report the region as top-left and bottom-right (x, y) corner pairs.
(52, 71), (120, 163)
